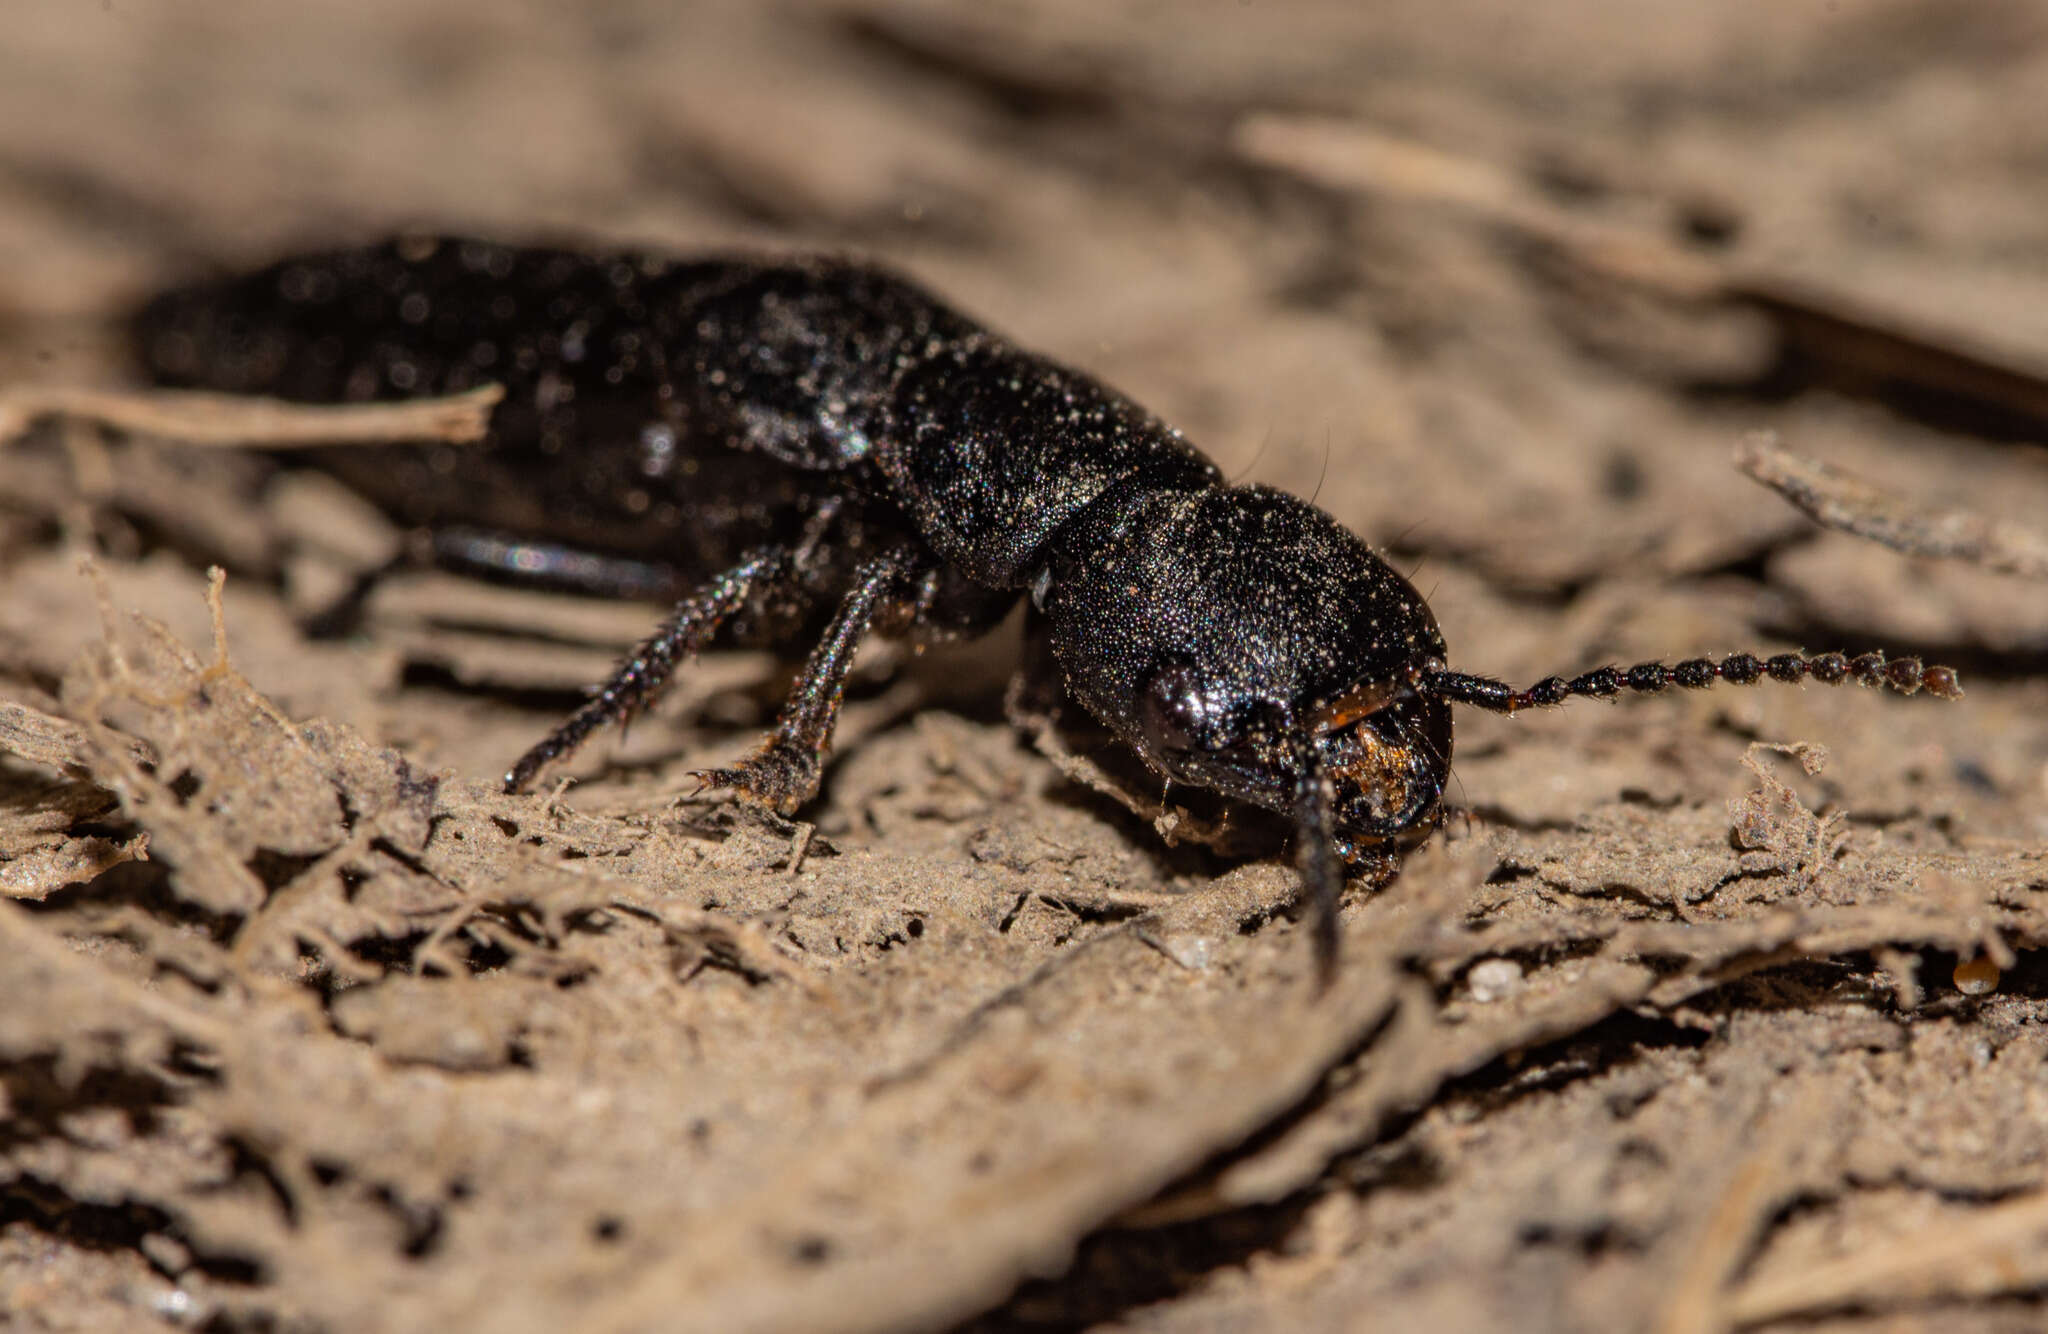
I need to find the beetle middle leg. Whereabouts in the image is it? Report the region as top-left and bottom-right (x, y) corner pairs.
(503, 546), (797, 793)
(692, 545), (927, 813)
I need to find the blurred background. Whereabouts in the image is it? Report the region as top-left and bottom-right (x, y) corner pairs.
(9, 0), (2048, 653)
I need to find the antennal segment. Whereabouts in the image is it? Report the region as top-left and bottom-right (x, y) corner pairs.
(1424, 650), (1961, 716)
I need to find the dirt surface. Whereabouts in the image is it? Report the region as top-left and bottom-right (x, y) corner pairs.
(6, 3), (2048, 1331)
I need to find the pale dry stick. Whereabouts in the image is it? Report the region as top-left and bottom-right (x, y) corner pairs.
(1235, 114), (2048, 424)
(1735, 431), (2048, 578)
(0, 381), (502, 448)
(1232, 113), (1728, 301)
(1656, 1087), (1836, 1334)
(1727, 1187), (2048, 1326)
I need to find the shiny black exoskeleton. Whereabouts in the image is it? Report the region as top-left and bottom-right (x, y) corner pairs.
(132, 238), (1961, 977)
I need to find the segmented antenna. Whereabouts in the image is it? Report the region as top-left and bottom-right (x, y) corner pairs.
(1424, 650), (1961, 715)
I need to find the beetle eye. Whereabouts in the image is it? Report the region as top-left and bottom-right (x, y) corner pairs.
(1137, 664), (1210, 755)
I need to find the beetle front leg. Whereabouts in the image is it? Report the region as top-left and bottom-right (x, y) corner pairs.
(693, 546), (926, 813)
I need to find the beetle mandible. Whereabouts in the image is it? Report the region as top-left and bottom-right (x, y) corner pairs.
(133, 238), (1962, 976)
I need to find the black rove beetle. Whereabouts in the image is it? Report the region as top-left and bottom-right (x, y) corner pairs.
(132, 238), (1962, 977)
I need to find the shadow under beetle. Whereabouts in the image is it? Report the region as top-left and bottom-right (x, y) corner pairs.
(132, 238), (1962, 979)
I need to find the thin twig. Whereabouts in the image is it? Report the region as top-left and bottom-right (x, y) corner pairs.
(0, 382), (503, 448)
(1728, 1187), (2048, 1326)
(1657, 1089), (1833, 1334)
(1735, 432), (2048, 577)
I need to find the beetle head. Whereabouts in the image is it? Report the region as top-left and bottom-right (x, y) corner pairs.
(1041, 483), (1452, 851)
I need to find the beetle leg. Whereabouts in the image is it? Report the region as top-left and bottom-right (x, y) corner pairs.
(304, 530), (685, 638)
(1292, 735), (1344, 989)
(503, 546), (794, 792)
(692, 546), (924, 813)
(426, 528), (682, 600)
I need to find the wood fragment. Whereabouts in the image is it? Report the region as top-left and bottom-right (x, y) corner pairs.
(1728, 1189), (2048, 1325)
(1735, 432), (2048, 578)
(0, 382), (502, 448)
(1235, 112), (2048, 431)
(1657, 1089), (1833, 1334)
(1232, 113), (1725, 300)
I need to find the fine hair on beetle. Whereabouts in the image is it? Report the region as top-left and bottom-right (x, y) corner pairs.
(131, 236), (1964, 984)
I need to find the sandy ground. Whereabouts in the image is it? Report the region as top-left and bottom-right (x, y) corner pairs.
(5, 2), (2048, 1331)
